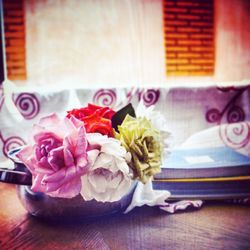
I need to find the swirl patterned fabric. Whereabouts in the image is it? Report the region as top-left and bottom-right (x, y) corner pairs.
(1, 84), (250, 164)
(137, 89), (160, 107)
(205, 86), (250, 150)
(92, 89), (117, 108)
(0, 133), (26, 157)
(13, 93), (40, 120)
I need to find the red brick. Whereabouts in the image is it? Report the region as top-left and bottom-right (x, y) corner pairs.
(177, 53), (202, 58)
(178, 40), (202, 45)
(7, 60), (26, 67)
(166, 33), (188, 39)
(167, 20), (188, 26)
(166, 7), (188, 13)
(5, 31), (24, 38)
(177, 14), (201, 20)
(202, 28), (214, 33)
(167, 53), (177, 59)
(167, 71), (191, 76)
(191, 46), (214, 52)
(177, 2), (200, 7)
(202, 40), (214, 46)
(202, 15), (213, 21)
(165, 40), (176, 46)
(177, 27), (201, 33)
(203, 53), (214, 58)
(202, 65), (214, 70)
(178, 65), (202, 71)
(190, 21), (213, 27)
(3, 2), (22, 8)
(190, 9), (212, 14)
(7, 52), (25, 60)
(191, 59), (214, 64)
(5, 11), (24, 17)
(163, 13), (176, 19)
(5, 46), (25, 53)
(167, 58), (189, 64)
(164, 26), (176, 32)
(8, 68), (26, 75)
(8, 25), (24, 31)
(4, 17), (23, 24)
(189, 71), (213, 76)
(166, 65), (177, 71)
(164, 1), (175, 7)
(167, 46), (189, 52)
(190, 34), (213, 39)
(9, 39), (25, 46)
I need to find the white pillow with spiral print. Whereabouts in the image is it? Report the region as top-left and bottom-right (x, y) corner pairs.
(0, 83), (71, 164)
(180, 122), (250, 157)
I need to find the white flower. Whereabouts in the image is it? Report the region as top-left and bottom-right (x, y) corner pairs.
(80, 133), (132, 202)
(136, 102), (170, 134)
(136, 102), (172, 158)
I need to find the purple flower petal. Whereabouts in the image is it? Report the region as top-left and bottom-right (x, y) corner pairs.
(75, 127), (88, 157)
(63, 148), (75, 168)
(17, 146), (37, 173)
(48, 146), (65, 171)
(42, 168), (66, 183)
(51, 177), (82, 198)
(45, 181), (63, 193)
(31, 174), (47, 193)
(69, 116), (84, 129)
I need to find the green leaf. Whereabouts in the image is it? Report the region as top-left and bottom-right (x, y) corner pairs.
(112, 103), (136, 132)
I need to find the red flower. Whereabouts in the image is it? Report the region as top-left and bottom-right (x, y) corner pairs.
(67, 104), (115, 137)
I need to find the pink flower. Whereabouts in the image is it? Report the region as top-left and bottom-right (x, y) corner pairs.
(17, 114), (89, 198)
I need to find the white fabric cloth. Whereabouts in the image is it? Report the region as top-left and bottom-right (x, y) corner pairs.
(181, 122), (250, 157)
(124, 181), (203, 214)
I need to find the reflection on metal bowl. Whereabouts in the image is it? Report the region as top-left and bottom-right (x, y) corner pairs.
(16, 182), (136, 221)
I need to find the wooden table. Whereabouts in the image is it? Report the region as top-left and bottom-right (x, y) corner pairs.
(0, 183), (250, 250)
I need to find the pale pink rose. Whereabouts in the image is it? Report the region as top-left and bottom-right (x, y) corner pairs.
(17, 114), (89, 198)
(81, 133), (132, 202)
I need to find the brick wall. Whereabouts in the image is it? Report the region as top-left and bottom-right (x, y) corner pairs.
(3, 0), (26, 80)
(163, 0), (214, 76)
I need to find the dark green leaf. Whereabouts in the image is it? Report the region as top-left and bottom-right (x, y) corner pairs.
(112, 103), (136, 131)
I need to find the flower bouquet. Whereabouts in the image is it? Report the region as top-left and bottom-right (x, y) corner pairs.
(8, 103), (167, 220)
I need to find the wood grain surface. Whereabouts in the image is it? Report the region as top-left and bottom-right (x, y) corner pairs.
(0, 183), (250, 250)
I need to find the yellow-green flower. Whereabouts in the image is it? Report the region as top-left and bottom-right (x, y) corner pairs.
(115, 115), (162, 183)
